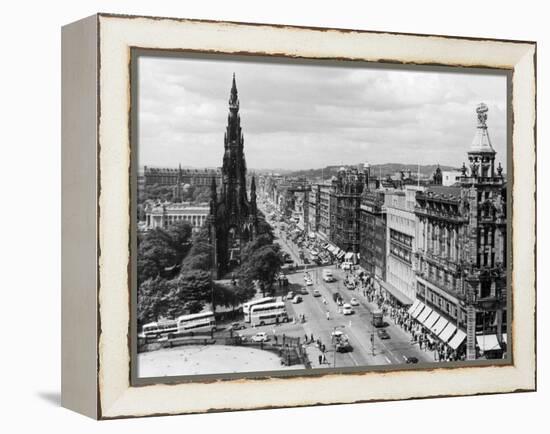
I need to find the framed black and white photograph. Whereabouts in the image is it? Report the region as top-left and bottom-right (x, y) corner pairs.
(61, 13), (536, 419)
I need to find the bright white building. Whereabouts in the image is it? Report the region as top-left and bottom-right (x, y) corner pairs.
(144, 201), (209, 232)
(441, 170), (462, 186)
(383, 185), (425, 305)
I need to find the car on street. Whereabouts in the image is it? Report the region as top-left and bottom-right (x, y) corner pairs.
(331, 330), (344, 341)
(286, 291), (294, 299)
(300, 287), (309, 295)
(251, 332), (269, 342)
(312, 289), (321, 297)
(322, 269), (335, 282)
(342, 303), (353, 315)
(335, 336), (352, 353)
(292, 295), (303, 304)
(377, 329), (390, 340)
(350, 297), (359, 306)
(305, 278), (313, 286)
(405, 356), (419, 364)
(231, 322), (246, 331)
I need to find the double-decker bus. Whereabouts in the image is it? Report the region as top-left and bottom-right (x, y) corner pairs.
(250, 301), (288, 326)
(140, 319), (178, 339)
(177, 311), (217, 333)
(242, 297), (276, 323)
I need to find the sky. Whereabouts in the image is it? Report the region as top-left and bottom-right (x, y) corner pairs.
(137, 54), (508, 171)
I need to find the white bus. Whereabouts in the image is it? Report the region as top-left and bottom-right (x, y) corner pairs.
(176, 311), (217, 333)
(250, 301), (288, 326)
(242, 297), (276, 323)
(140, 319), (178, 339)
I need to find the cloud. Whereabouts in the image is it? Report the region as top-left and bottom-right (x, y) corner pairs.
(137, 55), (507, 171)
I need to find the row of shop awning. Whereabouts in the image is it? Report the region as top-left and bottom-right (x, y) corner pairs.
(408, 300), (465, 349)
(410, 301), (506, 352)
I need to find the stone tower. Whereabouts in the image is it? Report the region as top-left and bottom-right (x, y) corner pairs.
(459, 103), (507, 359)
(208, 74), (258, 278)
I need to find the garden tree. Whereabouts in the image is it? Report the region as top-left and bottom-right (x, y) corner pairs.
(238, 243), (283, 297)
(169, 269), (212, 313)
(180, 225), (213, 272)
(165, 220), (193, 263)
(137, 221), (193, 285)
(137, 277), (174, 326)
(212, 282), (243, 309)
(256, 213), (274, 241)
(140, 183), (174, 203)
(239, 234), (272, 263)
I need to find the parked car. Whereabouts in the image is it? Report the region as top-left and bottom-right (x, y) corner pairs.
(405, 356), (419, 364)
(305, 278), (313, 286)
(350, 298), (359, 306)
(251, 332), (269, 342)
(300, 287), (309, 295)
(377, 329), (390, 340)
(312, 289), (321, 297)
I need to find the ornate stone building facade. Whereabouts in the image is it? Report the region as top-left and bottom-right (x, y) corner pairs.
(144, 202), (209, 232)
(359, 190), (387, 284)
(208, 75), (258, 278)
(329, 167), (368, 254)
(414, 103), (507, 359)
(144, 166), (222, 187)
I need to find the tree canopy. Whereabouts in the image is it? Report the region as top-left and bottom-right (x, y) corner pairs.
(137, 220), (193, 284)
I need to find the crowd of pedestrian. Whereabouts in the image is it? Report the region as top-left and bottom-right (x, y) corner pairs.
(343, 266), (466, 363)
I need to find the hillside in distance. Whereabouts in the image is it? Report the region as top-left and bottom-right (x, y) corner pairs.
(286, 163), (460, 179)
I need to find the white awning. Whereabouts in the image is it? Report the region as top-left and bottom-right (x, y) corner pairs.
(476, 334), (502, 352)
(421, 310), (436, 326)
(416, 306), (433, 324)
(344, 252), (354, 260)
(448, 329), (467, 350)
(425, 312), (441, 329)
(431, 317), (449, 335)
(438, 323), (456, 342)
(412, 303), (425, 319)
(408, 300), (420, 315)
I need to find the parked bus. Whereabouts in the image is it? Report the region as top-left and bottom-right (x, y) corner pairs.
(250, 301), (288, 326)
(177, 311), (216, 333)
(140, 319), (178, 339)
(372, 310), (384, 327)
(242, 297), (276, 322)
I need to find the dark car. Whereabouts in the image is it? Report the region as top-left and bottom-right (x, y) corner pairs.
(405, 356), (419, 364)
(336, 340), (353, 353)
(231, 322), (246, 331)
(377, 329), (390, 340)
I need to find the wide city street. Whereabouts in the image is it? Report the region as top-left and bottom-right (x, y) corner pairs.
(236, 221), (436, 369)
